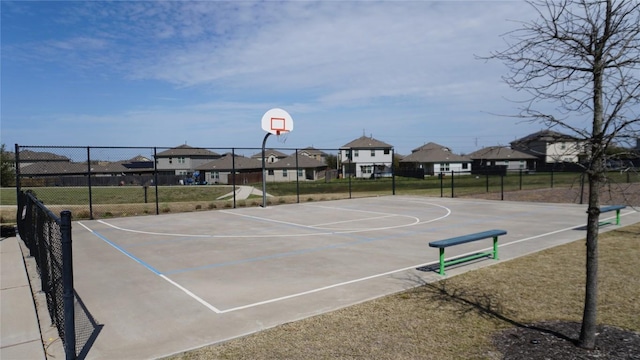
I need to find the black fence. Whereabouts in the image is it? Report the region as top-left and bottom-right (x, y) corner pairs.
(16, 191), (100, 360)
(9, 145), (640, 221)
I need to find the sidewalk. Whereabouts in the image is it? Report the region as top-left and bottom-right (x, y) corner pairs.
(0, 234), (46, 359)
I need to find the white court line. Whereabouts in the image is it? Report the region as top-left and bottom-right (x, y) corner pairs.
(212, 213), (640, 314)
(216, 262), (437, 314)
(311, 214), (401, 228)
(160, 275), (222, 314)
(78, 221), (223, 314)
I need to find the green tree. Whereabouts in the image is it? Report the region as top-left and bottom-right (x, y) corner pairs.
(486, 0), (639, 349)
(0, 144), (16, 187)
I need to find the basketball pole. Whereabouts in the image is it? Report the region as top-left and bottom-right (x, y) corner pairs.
(261, 132), (272, 208)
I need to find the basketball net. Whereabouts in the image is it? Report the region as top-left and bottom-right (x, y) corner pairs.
(276, 130), (289, 144)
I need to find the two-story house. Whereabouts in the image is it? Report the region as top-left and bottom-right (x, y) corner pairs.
(155, 144), (221, 177)
(339, 136), (393, 178)
(510, 130), (586, 165)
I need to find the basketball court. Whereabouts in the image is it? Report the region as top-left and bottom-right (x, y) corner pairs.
(68, 195), (639, 359)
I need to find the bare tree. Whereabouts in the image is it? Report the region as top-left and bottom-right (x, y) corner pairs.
(485, 0), (640, 350)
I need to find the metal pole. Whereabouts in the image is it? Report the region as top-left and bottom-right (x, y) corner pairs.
(450, 170), (454, 198)
(295, 150), (300, 204)
(60, 210), (76, 360)
(440, 172), (443, 197)
(391, 148), (396, 195)
(153, 147), (159, 215)
(519, 169), (523, 190)
(501, 174), (504, 201)
(261, 133), (271, 207)
(232, 148), (237, 208)
(87, 147), (93, 219)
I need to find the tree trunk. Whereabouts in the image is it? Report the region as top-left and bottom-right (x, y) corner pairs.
(579, 174), (600, 349)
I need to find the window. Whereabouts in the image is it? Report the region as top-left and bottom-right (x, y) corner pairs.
(268, 169), (274, 176)
(213, 171), (219, 179)
(282, 169), (288, 177)
(371, 149), (375, 157)
(384, 149), (390, 155)
(178, 157), (186, 164)
(440, 163), (450, 172)
(354, 150), (359, 157)
(462, 163), (468, 170)
(345, 150), (351, 159)
(298, 169), (303, 177)
(519, 161), (525, 169)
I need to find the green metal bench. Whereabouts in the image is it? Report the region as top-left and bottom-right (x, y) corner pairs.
(599, 205), (626, 226)
(429, 229), (507, 275)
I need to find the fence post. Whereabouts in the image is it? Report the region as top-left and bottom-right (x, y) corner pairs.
(295, 150), (300, 204)
(501, 174), (504, 201)
(439, 173), (444, 197)
(60, 210), (76, 360)
(519, 169), (523, 190)
(450, 170), (454, 198)
(580, 172), (585, 205)
(550, 168), (554, 188)
(153, 147), (159, 215)
(87, 147), (94, 220)
(486, 173), (489, 193)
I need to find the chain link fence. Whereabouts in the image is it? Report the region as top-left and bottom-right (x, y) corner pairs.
(8, 145), (640, 221)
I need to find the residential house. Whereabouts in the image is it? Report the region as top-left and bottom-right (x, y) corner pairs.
(251, 149), (288, 164)
(468, 146), (538, 172)
(265, 154), (328, 182)
(155, 145), (221, 176)
(339, 136), (393, 178)
(400, 142), (472, 175)
(298, 147), (329, 164)
(196, 153), (263, 185)
(510, 130), (586, 165)
(15, 150), (71, 170)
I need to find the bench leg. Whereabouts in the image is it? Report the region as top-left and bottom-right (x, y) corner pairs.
(492, 236), (499, 260)
(438, 248), (445, 275)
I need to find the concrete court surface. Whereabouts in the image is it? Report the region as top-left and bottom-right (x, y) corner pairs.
(65, 195), (638, 359)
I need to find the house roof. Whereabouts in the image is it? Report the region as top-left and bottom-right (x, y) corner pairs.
(18, 150), (70, 162)
(340, 136), (392, 149)
(468, 146), (538, 160)
(156, 145), (219, 157)
(401, 147), (470, 163)
(511, 130), (578, 146)
(196, 154), (262, 171)
(411, 142), (450, 153)
(266, 154), (327, 169)
(298, 147), (328, 157)
(251, 149), (289, 159)
(19, 162), (87, 175)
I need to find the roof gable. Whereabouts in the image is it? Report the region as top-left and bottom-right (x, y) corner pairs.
(340, 136), (392, 149)
(156, 145), (219, 157)
(468, 146), (538, 160)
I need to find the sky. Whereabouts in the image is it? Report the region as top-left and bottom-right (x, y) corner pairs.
(1, 0), (551, 156)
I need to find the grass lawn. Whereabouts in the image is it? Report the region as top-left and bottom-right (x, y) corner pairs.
(164, 222), (640, 360)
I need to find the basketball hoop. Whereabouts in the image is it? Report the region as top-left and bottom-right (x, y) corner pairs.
(276, 130), (289, 144)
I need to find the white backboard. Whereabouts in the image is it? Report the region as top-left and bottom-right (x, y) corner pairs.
(261, 108), (294, 135)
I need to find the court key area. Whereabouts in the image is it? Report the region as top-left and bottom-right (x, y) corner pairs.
(69, 195), (639, 359)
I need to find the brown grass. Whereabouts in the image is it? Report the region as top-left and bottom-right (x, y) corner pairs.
(165, 221), (640, 360)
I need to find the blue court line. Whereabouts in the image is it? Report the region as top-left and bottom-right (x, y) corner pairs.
(78, 222), (162, 275)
